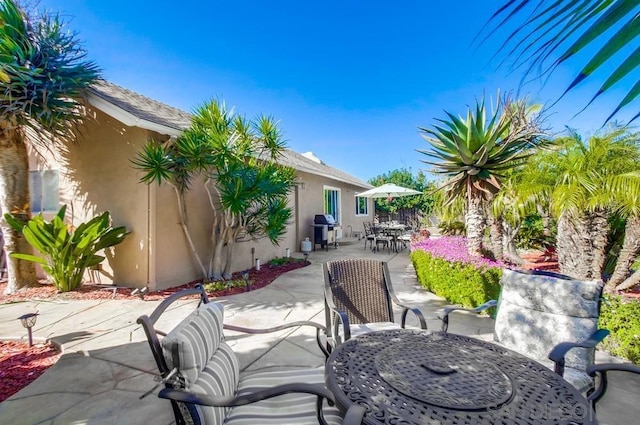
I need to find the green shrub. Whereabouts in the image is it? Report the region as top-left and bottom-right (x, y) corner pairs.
(438, 220), (465, 236)
(203, 279), (247, 292)
(599, 295), (640, 364)
(5, 205), (128, 292)
(514, 214), (555, 250)
(410, 250), (502, 311)
(268, 257), (305, 266)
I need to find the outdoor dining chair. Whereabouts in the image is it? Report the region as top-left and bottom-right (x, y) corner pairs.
(441, 268), (608, 394)
(587, 363), (640, 424)
(362, 222), (376, 251)
(323, 258), (427, 351)
(137, 285), (366, 425)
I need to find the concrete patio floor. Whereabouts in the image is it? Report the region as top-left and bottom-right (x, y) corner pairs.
(0, 240), (637, 424)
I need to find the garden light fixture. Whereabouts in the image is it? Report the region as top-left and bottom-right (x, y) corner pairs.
(242, 270), (251, 291)
(18, 312), (38, 347)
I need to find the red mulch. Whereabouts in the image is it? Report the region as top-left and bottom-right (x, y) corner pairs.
(0, 260), (310, 303)
(519, 251), (560, 272)
(0, 260), (309, 400)
(0, 341), (61, 402)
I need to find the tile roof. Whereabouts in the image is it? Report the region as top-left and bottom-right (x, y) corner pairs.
(279, 149), (372, 189)
(86, 80), (371, 189)
(88, 80), (192, 132)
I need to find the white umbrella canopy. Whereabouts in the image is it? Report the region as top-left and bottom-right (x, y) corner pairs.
(355, 183), (421, 198)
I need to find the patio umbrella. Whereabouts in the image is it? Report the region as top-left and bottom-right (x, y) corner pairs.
(355, 183), (421, 199)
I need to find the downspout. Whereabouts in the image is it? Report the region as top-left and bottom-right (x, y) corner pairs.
(295, 184), (300, 251)
(146, 182), (151, 288)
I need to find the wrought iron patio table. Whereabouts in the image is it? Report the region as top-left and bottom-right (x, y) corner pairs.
(325, 329), (596, 425)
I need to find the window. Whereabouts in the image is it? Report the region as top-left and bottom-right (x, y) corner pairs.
(30, 170), (60, 213)
(323, 187), (341, 222)
(355, 196), (368, 216)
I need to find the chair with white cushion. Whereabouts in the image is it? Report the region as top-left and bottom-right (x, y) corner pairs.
(138, 286), (365, 425)
(442, 268), (609, 394)
(323, 258), (427, 350)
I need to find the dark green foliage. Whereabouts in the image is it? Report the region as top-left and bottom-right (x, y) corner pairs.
(268, 257), (305, 266)
(368, 168), (436, 216)
(203, 279), (246, 292)
(410, 250), (502, 311)
(515, 214), (555, 250)
(0, 0), (101, 136)
(438, 221), (466, 236)
(599, 295), (640, 364)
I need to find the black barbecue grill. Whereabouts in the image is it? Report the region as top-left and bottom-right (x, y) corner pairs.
(311, 214), (338, 251)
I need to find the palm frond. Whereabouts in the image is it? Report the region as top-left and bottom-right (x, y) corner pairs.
(0, 0), (101, 139)
(486, 0), (640, 124)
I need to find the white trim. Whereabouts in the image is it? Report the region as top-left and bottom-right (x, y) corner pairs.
(323, 185), (342, 224)
(86, 92), (183, 137)
(354, 195), (369, 217)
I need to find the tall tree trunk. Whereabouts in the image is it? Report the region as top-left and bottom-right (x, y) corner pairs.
(0, 120), (37, 294)
(210, 217), (228, 280)
(616, 267), (640, 292)
(557, 210), (608, 280)
(606, 216), (640, 292)
(590, 208), (609, 280)
(557, 212), (591, 279)
(172, 186), (207, 279)
(502, 221), (524, 264)
(537, 203), (552, 237)
(466, 192), (485, 257)
(486, 209), (504, 260)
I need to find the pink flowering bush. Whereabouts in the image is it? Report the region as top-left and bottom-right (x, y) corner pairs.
(411, 236), (505, 269)
(410, 236), (503, 310)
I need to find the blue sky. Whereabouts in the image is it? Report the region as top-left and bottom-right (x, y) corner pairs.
(39, 0), (637, 182)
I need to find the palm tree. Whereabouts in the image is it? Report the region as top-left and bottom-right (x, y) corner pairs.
(0, 0), (100, 293)
(526, 128), (640, 283)
(133, 99), (295, 280)
(418, 95), (546, 256)
(486, 0), (640, 123)
(607, 171), (640, 291)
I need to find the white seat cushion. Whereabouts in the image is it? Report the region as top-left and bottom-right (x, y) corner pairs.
(225, 366), (342, 425)
(348, 321), (403, 339)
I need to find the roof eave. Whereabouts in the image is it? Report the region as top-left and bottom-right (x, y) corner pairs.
(293, 163), (372, 189)
(86, 91), (183, 137)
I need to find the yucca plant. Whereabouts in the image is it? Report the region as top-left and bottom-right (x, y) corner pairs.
(133, 99), (295, 280)
(418, 96), (546, 256)
(4, 205), (128, 292)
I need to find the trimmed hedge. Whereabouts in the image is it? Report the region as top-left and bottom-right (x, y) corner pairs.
(599, 295), (640, 364)
(410, 249), (502, 310)
(411, 248), (640, 364)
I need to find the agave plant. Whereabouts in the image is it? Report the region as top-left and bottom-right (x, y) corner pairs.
(418, 96), (546, 256)
(4, 206), (128, 292)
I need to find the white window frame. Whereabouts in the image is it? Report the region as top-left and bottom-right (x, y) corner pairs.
(323, 186), (341, 223)
(355, 195), (369, 216)
(29, 169), (60, 213)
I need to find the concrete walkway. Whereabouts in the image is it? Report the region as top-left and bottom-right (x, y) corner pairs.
(0, 241), (635, 424)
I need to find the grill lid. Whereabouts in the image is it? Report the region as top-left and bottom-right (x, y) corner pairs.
(314, 214), (336, 225)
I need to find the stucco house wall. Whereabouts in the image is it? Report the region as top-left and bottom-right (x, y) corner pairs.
(24, 81), (373, 291)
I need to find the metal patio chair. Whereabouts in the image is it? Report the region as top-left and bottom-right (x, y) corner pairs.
(323, 258), (427, 350)
(587, 363), (640, 424)
(442, 268), (609, 393)
(138, 285), (365, 425)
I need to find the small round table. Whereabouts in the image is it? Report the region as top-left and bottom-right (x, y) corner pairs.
(325, 329), (596, 425)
